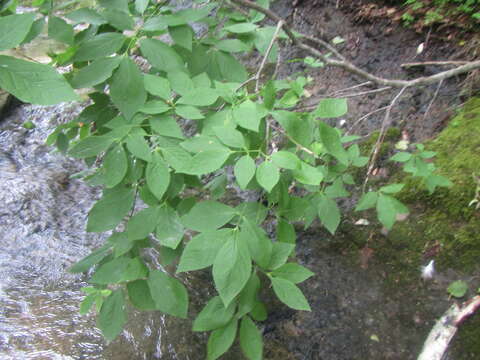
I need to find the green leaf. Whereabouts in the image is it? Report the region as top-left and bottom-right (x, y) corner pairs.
(314, 98), (348, 118)
(155, 206), (184, 249)
(318, 121), (349, 165)
(146, 153), (170, 200)
(216, 39), (250, 52)
(69, 135), (114, 158)
(240, 316), (263, 360)
(167, 71), (194, 96)
(425, 174), (453, 194)
(232, 99), (261, 132)
(293, 162), (323, 186)
(144, 74), (171, 99)
(379, 183), (405, 194)
(0, 13), (35, 51)
(21, 17), (46, 45)
(101, 9), (134, 31)
(103, 145), (128, 188)
(71, 56), (122, 89)
(376, 194), (409, 229)
(135, 0), (149, 14)
(74, 33), (126, 61)
(87, 186), (135, 232)
(236, 202), (268, 225)
(213, 125), (245, 148)
(234, 155), (256, 189)
(150, 115), (184, 139)
(127, 279), (156, 310)
(66, 8), (106, 25)
(272, 263), (314, 284)
(185, 149), (231, 175)
(140, 38), (184, 72)
(90, 257), (130, 284)
(169, 24), (193, 51)
(277, 219), (296, 244)
(0, 56), (80, 105)
(193, 296), (236, 331)
(181, 200), (236, 232)
(325, 178), (350, 198)
(126, 133), (152, 162)
(177, 229), (232, 273)
(213, 235), (251, 307)
(140, 100), (170, 114)
(98, 290), (126, 341)
(238, 273), (260, 318)
(271, 277), (311, 311)
(317, 195), (340, 234)
(126, 206), (159, 240)
(390, 152), (412, 162)
(250, 301), (267, 321)
(121, 257), (149, 282)
(147, 270), (189, 318)
(447, 280), (468, 298)
(355, 191), (378, 211)
(225, 23), (257, 33)
(175, 105), (204, 120)
(110, 57), (147, 121)
(262, 80), (276, 110)
(80, 294), (96, 315)
(268, 242), (295, 270)
(108, 232), (134, 258)
(256, 161), (280, 193)
(69, 244), (111, 273)
(271, 151), (300, 170)
(98, 0), (130, 13)
(207, 319), (238, 360)
(272, 110), (313, 147)
(48, 16), (74, 45)
(177, 87), (219, 106)
(239, 219), (272, 269)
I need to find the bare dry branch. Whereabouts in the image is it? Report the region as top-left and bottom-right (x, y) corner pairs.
(401, 61), (470, 68)
(230, 0), (480, 89)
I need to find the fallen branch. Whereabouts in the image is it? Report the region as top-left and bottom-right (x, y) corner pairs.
(401, 61), (470, 68)
(417, 295), (480, 360)
(230, 0), (480, 89)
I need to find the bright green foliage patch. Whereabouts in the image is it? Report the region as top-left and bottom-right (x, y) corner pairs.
(0, 1), (452, 358)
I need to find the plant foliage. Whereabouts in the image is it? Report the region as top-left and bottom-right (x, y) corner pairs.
(0, 0), (452, 358)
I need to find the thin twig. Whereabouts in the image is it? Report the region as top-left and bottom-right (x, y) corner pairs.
(422, 79), (443, 123)
(346, 106), (390, 135)
(302, 34), (346, 61)
(255, 20), (284, 92)
(328, 81), (372, 96)
(363, 87), (408, 191)
(401, 61), (470, 68)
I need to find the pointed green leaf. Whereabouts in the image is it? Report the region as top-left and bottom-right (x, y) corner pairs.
(69, 135), (114, 158)
(69, 244), (111, 273)
(268, 242), (295, 270)
(376, 194), (409, 229)
(355, 191), (378, 211)
(155, 206), (184, 249)
(110, 57), (146, 120)
(87, 186), (135, 232)
(379, 183), (405, 194)
(127, 279), (156, 310)
(272, 110), (313, 147)
(271, 151), (300, 170)
(185, 149), (231, 175)
(66, 8), (106, 25)
(126, 206), (159, 240)
(177, 87), (219, 106)
(146, 153), (170, 200)
(175, 105), (204, 119)
(193, 296), (236, 332)
(272, 263), (314, 284)
(216, 39), (250, 52)
(169, 24), (193, 51)
(71, 56), (122, 89)
(225, 23), (257, 33)
(256, 161), (279, 193)
(140, 38), (184, 72)
(314, 98), (347, 118)
(234, 155), (256, 189)
(74, 33), (126, 61)
(239, 219), (272, 269)
(318, 121), (349, 165)
(90, 257), (130, 284)
(126, 133), (152, 162)
(181, 201), (236, 232)
(213, 236), (251, 307)
(144, 74), (171, 99)
(0, 13), (35, 51)
(140, 100), (170, 114)
(150, 115), (184, 139)
(317, 195), (340, 234)
(240, 316), (263, 360)
(233, 99), (261, 132)
(98, 290), (126, 341)
(277, 219), (295, 244)
(147, 270), (189, 318)
(271, 277), (311, 311)
(213, 125), (245, 148)
(207, 319), (238, 360)
(177, 229), (232, 273)
(238, 273), (261, 318)
(0, 56), (79, 105)
(102, 9), (134, 31)
(103, 145), (128, 188)
(48, 16), (74, 45)
(167, 71), (194, 96)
